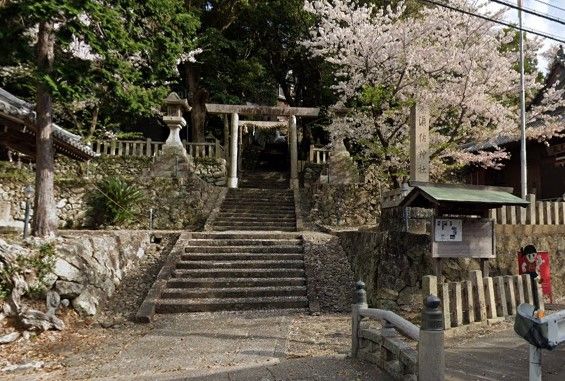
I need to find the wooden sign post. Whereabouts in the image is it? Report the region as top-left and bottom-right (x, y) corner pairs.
(410, 104), (430, 182)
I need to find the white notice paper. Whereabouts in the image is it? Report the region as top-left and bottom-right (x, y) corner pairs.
(434, 219), (462, 242)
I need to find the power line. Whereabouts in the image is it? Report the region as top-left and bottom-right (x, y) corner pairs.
(531, 0), (565, 14)
(417, 0), (565, 44)
(489, 0), (565, 26)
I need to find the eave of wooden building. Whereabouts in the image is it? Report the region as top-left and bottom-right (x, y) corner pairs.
(0, 88), (97, 162)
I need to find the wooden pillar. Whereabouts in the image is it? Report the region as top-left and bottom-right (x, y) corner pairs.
(228, 113), (239, 188)
(289, 115), (299, 189)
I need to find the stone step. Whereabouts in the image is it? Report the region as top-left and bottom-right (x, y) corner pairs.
(212, 220), (296, 225)
(186, 239), (301, 246)
(219, 206), (295, 211)
(167, 277), (307, 288)
(214, 216), (296, 223)
(184, 245), (302, 253)
(213, 226), (297, 232)
(189, 232), (302, 240)
(216, 211), (295, 216)
(172, 268), (306, 278)
(223, 196), (293, 201)
(176, 259), (304, 270)
(155, 296), (309, 313)
(181, 253), (304, 261)
(161, 286), (307, 299)
(227, 188), (290, 193)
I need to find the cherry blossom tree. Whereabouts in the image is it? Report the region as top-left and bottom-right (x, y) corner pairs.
(303, 0), (565, 186)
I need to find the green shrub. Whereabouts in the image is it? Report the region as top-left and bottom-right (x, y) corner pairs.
(88, 177), (144, 226)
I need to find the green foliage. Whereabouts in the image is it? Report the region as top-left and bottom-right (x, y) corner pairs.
(0, 0), (199, 139)
(88, 177), (144, 226)
(0, 162), (34, 183)
(0, 243), (56, 301)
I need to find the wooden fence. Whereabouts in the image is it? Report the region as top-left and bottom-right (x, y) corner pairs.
(308, 145), (330, 164)
(489, 194), (565, 225)
(91, 139), (224, 159)
(423, 270), (544, 332)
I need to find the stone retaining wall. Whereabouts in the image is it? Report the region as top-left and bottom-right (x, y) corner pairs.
(336, 227), (565, 311)
(302, 232), (355, 312)
(300, 183), (380, 228)
(0, 156), (223, 230)
(53, 230), (178, 315)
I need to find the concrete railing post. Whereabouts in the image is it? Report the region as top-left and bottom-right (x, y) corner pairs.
(351, 280), (368, 358)
(418, 295), (445, 381)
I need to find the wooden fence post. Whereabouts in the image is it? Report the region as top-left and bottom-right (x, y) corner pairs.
(463, 280), (475, 324)
(441, 283), (451, 329)
(422, 275), (438, 298)
(470, 270), (487, 322)
(450, 282), (463, 327)
(505, 276), (517, 315)
(494, 276), (508, 317)
(514, 274), (525, 305)
(484, 277), (497, 319)
(215, 139), (221, 159)
(537, 201), (544, 225)
(526, 194), (536, 224)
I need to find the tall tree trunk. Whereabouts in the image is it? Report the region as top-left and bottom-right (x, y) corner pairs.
(33, 20), (57, 237)
(185, 63), (207, 143)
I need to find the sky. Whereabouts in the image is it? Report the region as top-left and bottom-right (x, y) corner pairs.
(482, 0), (565, 72)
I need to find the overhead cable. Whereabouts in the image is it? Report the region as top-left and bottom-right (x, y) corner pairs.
(417, 0), (565, 44)
(489, 0), (565, 26)
(531, 0), (565, 14)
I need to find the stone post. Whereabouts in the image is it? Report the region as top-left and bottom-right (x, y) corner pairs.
(351, 280), (368, 358)
(228, 113), (239, 188)
(224, 114), (230, 161)
(289, 115), (299, 189)
(418, 294), (445, 381)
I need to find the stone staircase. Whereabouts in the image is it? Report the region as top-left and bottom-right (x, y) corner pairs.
(239, 170), (289, 189)
(211, 188), (297, 232)
(152, 232), (309, 314)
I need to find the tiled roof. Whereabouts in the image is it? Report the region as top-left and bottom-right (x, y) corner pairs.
(0, 87), (97, 159)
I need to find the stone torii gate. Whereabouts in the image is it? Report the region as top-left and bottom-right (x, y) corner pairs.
(205, 104), (319, 189)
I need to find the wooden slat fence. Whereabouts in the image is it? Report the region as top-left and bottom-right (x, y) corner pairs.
(308, 145), (330, 164)
(423, 270), (544, 332)
(92, 139), (224, 159)
(488, 194), (565, 225)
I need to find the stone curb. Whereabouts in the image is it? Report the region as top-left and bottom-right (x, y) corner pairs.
(203, 188), (227, 231)
(135, 234), (185, 323)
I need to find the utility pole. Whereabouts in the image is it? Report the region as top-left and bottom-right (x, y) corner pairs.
(518, 0), (528, 199)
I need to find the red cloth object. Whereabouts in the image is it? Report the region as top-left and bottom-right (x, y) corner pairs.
(518, 251), (553, 304)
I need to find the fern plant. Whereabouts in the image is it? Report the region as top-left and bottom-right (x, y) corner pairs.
(89, 177), (144, 226)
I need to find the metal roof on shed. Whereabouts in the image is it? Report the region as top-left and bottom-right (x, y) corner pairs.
(399, 184), (530, 209)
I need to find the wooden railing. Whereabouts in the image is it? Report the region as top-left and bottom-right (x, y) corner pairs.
(423, 270), (544, 333)
(489, 194), (565, 225)
(91, 139), (224, 159)
(308, 145), (330, 164)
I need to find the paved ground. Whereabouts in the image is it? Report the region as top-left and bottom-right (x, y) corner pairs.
(0, 312), (381, 381)
(1, 311), (564, 380)
(445, 320), (565, 381)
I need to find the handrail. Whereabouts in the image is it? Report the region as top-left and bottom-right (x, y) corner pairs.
(359, 308), (420, 341)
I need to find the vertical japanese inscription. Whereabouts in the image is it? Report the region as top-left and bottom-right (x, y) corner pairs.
(410, 104), (430, 182)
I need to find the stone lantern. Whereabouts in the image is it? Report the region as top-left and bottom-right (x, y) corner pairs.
(162, 92), (190, 157)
